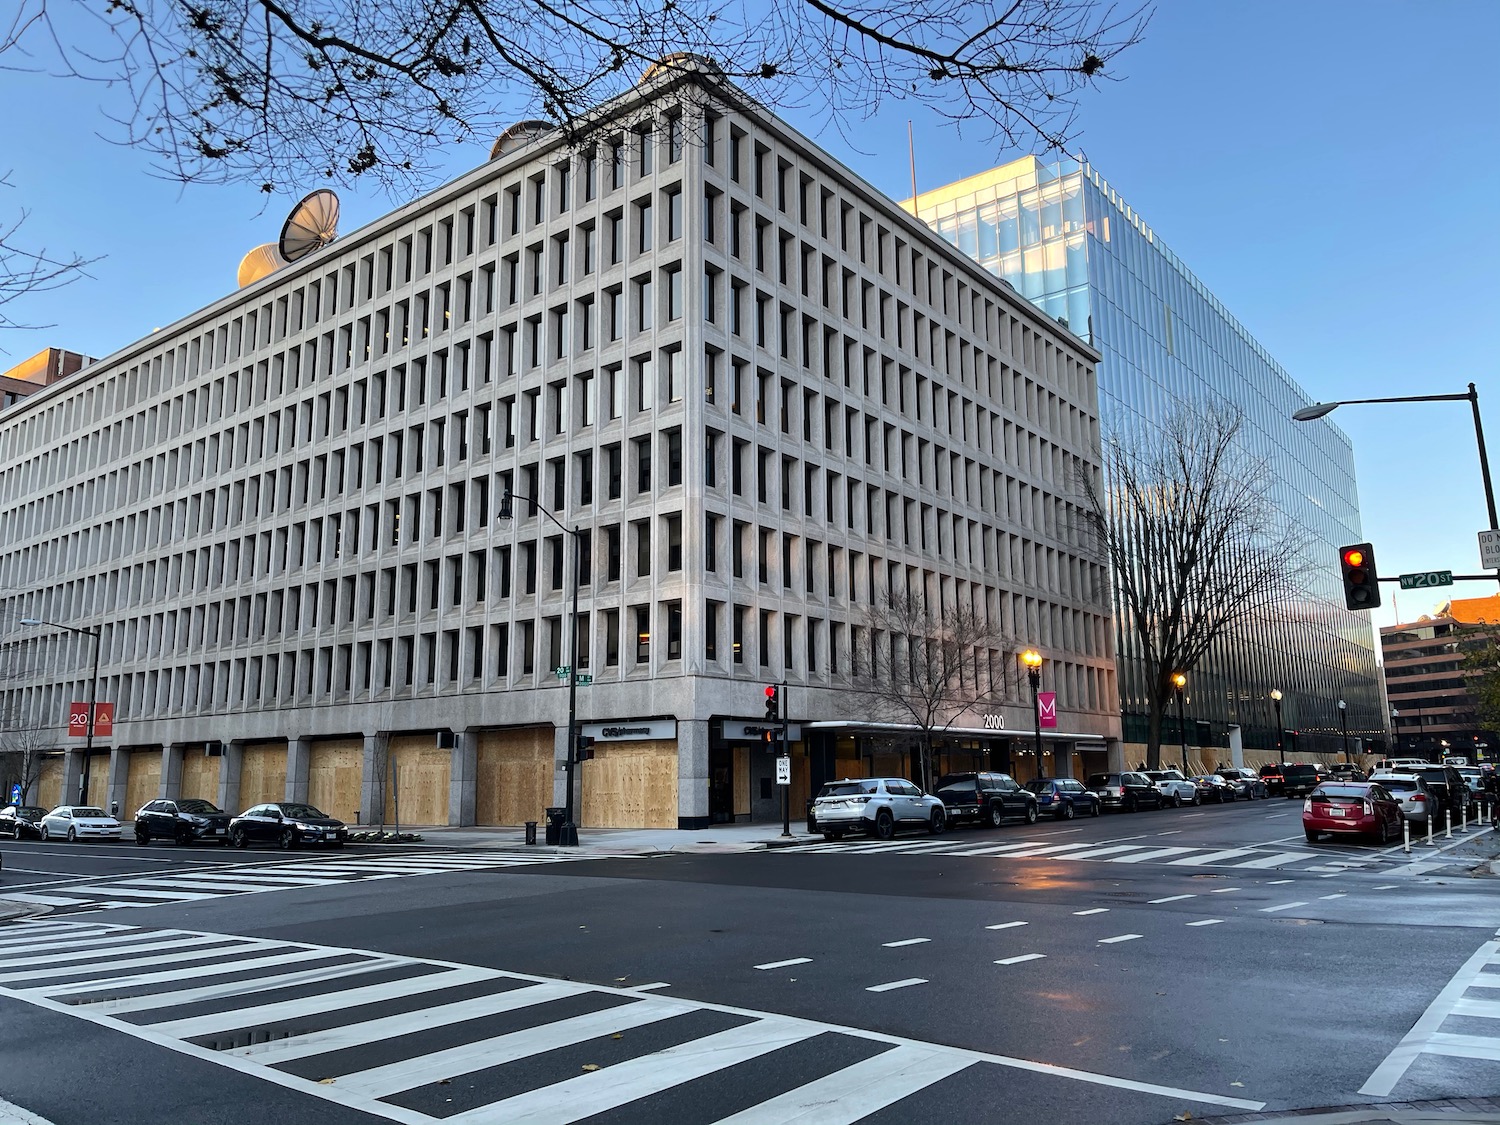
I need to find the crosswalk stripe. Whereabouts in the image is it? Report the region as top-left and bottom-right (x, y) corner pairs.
(935, 841), (1051, 857)
(992, 843), (1101, 858)
(1051, 844), (1150, 860)
(1232, 851), (1312, 869)
(148, 965), (498, 1037)
(1107, 847), (1195, 863)
(0, 930), (179, 956)
(331, 997), (699, 1099)
(59, 887), (220, 902)
(33, 948), (355, 999)
(0, 939), (275, 984)
(0, 891), (115, 906)
(112, 878), (333, 893)
(85, 957), (395, 1014)
(0, 934), (228, 970)
(1166, 848), (1257, 865)
(231, 980), (586, 1062)
(1451, 996), (1500, 1019)
(444, 1017), (822, 1125)
(705, 1043), (971, 1124)
(1424, 1031), (1500, 1061)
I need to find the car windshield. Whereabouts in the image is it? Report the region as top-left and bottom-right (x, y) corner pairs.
(18, 807), (46, 818)
(279, 804), (328, 819)
(1283, 765), (1317, 777)
(1312, 785), (1369, 800)
(1087, 775), (1116, 786)
(821, 781), (877, 797)
(935, 775), (976, 789)
(935, 781), (976, 795)
(1023, 780), (1054, 794)
(177, 800), (223, 814)
(1260, 765), (1281, 774)
(1380, 779), (1419, 793)
(73, 807), (107, 817)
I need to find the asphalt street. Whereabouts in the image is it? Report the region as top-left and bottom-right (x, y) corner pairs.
(2, 798), (1499, 1125)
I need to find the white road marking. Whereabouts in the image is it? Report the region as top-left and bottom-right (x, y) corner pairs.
(994, 954), (1047, 965)
(755, 957), (813, 970)
(1186, 919), (1225, 927)
(882, 938), (931, 947)
(1265, 813), (1290, 818)
(32, 948), (347, 999)
(1097, 934), (1142, 944)
(1167, 848), (1258, 866)
(627, 982), (672, 992)
(1148, 895), (1196, 904)
(82, 958), (388, 1014)
(1072, 908), (1109, 916)
(1233, 852), (1310, 869)
(1377, 884), (1401, 890)
(1209, 887), (1241, 893)
(1319, 893), (1348, 900)
(1054, 844), (1153, 860)
(1425, 1031), (1500, 1061)
(866, 978), (928, 992)
(1266, 879), (1295, 885)
(994, 843), (1105, 859)
(1108, 847), (1195, 863)
(985, 922), (1028, 930)
(1259, 902), (1309, 913)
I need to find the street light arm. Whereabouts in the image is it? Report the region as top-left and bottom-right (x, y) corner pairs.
(19, 617), (99, 638)
(502, 490), (580, 540)
(1293, 391), (1474, 421)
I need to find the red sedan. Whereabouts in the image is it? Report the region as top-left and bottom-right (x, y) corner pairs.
(1303, 782), (1404, 844)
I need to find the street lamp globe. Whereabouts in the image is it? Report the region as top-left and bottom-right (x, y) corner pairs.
(1020, 649), (1042, 671)
(1172, 672), (1186, 691)
(1270, 689), (1282, 703)
(19, 617), (41, 626)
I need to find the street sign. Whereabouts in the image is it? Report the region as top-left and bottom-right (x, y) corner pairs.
(1480, 530), (1500, 569)
(8, 784), (19, 804)
(1399, 570), (1454, 590)
(577, 674), (593, 685)
(1038, 691), (1057, 729)
(554, 666), (571, 679)
(775, 756), (791, 786)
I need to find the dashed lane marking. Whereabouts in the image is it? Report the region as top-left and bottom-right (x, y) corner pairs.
(995, 954), (1047, 965)
(1097, 934), (1142, 944)
(866, 978), (928, 992)
(754, 957), (812, 970)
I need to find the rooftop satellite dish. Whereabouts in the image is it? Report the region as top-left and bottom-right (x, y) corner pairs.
(490, 120), (555, 160)
(639, 52), (721, 84)
(237, 243), (286, 288)
(279, 189), (340, 263)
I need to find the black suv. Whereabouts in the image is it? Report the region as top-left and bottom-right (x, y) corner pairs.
(0, 805), (47, 839)
(1087, 772), (1165, 812)
(135, 798), (233, 845)
(1259, 763), (1286, 796)
(1281, 763), (1331, 798)
(1404, 764), (1472, 820)
(934, 772), (1040, 828)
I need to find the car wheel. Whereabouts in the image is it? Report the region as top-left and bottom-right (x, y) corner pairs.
(39, 824), (49, 841)
(1305, 829), (1319, 843)
(230, 826), (249, 848)
(1125, 796), (1137, 813)
(278, 827), (297, 850)
(1171, 793), (1183, 809)
(1023, 804), (1039, 825)
(873, 809), (895, 840)
(988, 803), (1005, 829)
(1191, 793), (1201, 807)
(928, 809), (946, 835)
(135, 827), (149, 846)
(1057, 801), (1074, 821)
(66, 827), (76, 842)
(822, 831), (837, 841)
(175, 826), (191, 846)
(1089, 799), (1101, 817)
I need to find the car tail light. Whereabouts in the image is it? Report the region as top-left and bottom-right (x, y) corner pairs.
(1303, 799), (1312, 813)
(1363, 800), (1374, 816)
(1413, 794), (1427, 803)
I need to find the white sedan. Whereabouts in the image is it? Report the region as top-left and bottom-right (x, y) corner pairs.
(39, 806), (123, 842)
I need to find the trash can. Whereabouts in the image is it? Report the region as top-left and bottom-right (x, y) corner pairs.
(544, 807), (566, 846)
(524, 821), (538, 846)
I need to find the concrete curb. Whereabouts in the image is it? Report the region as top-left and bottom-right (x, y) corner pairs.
(1182, 1095), (1500, 1124)
(0, 898), (48, 924)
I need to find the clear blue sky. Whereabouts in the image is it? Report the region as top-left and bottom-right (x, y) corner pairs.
(2, 0), (1496, 632)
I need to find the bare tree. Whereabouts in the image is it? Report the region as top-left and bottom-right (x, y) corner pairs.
(1077, 404), (1308, 769)
(4, 0), (1146, 193)
(0, 712), (54, 805)
(0, 173), (95, 335)
(858, 590), (1016, 792)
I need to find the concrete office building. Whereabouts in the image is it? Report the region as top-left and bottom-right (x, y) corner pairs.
(1, 348), (91, 412)
(907, 159), (1384, 762)
(1383, 595), (1500, 763)
(0, 62), (1118, 829)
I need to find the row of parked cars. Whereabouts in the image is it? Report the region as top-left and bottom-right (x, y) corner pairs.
(811, 765), (1280, 840)
(1301, 759), (1491, 844)
(0, 799), (350, 848)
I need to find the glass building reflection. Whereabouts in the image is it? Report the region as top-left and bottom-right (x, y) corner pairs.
(907, 158), (1384, 755)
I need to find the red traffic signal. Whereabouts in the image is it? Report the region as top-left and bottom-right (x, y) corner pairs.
(764, 684), (780, 722)
(1338, 542), (1381, 611)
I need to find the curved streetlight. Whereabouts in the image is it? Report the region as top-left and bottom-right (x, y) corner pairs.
(1021, 650), (1043, 775)
(19, 616), (102, 804)
(1172, 672), (1189, 773)
(1271, 689), (1285, 765)
(1338, 698), (1349, 763)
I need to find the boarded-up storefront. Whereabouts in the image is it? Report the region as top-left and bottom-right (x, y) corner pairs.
(125, 750), (162, 815)
(476, 727), (553, 827)
(581, 740), (678, 829)
(181, 748), (222, 804)
(383, 735), (451, 826)
(308, 739), (363, 826)
(36, 756), (63, 809)
(84, 759), (108, 810)
(238, 742), (287, 808)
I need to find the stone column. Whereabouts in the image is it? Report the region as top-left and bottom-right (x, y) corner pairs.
(285, 737), (312, 803)
(359, 733), (387, 827)
(62, 748), (84, 806)
(159, 744), (184, 801)
(1106, 738), (1127, 772)
(218, 742), (244, 815)
(449, 730), (478, 826)
(105, 749), (130, 819)
(677, 718), (711, 830)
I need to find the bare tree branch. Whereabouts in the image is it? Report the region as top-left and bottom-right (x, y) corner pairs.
(0, 172), (97, 335)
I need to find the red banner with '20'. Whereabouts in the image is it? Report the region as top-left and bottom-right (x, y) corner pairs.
(68, 702), (114, 737)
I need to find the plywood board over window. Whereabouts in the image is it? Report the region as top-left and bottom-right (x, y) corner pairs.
(180, 748), (222, 804)
(383, 734), (451, 826)
(125, 750), (162, 815)
(239, 741), (288, 808)
(84, 761), (108, 810)
(581, 740), (678, 829)
(35, 756), (63, 808)
(733, 746), (751, 817)
(308, 739), (363, 825)
(476, 727), (553, 827)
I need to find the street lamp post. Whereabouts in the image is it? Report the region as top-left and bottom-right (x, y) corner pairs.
(1338, 699), (1349, 763)
(1173, 673), (1189, 774)
(1271, 689), (1284, 765)
(499, 491), (583, 848)
(1390, 707), (1400, 753)
(20, 617), (102, 804)
(1021, 650), (1043, 775)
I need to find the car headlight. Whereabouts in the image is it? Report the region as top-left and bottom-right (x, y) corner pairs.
(293, 822), (315, 831)
(185, 815), (207, 825)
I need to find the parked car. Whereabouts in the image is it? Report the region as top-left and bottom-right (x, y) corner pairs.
(1259, 763), (1286, 797)
(1455, 767), (1487, 801)
(933, 772), (1039, 828)
(1217, 768), (1268, 799)
(1303, 782), (1403, 844)
(1142, 769), (1199, 807)
(1367, 774), (1432, 826)
(1281, 763), (1331, 798)
(38, 806), (122, 842)
(1191, 774), (1238, 803)
(0, 805), (47, 839)
(1329, 763), (1368, 782)
(1024, 778), (1101, 820)
(1087, 772), (1166, 812)
(1372, 758), (1430, 774)
(808, 778), (946, 841)
(228, 802), (349, 849)
(1404, 763), (1473, 821)
(135, 798), (233, 846)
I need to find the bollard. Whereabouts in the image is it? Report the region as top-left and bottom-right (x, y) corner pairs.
(1403, 819), (1411, 854)
(1446, 810), (1453, 840)
(1427, 816), (1435, 846)
(1464, 805), (1469, 833)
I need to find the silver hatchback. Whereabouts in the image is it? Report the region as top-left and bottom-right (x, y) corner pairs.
(811, 778), (946, 841)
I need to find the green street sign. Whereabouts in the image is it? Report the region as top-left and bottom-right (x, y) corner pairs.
(578, 674), (593, 685)
(554, 666), (571, 679)
(1399, 570), (1454, 590)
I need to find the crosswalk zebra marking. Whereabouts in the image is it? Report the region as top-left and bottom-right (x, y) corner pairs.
(0, 920), (1266, 1119)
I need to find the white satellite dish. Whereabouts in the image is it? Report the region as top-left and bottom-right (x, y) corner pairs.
(237, 243), (286, 288)
(279, 189), (340, 262)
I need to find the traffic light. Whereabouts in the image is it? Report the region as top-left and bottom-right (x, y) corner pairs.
(764, 684), (780, 722)
(1339, 542), (1381, 611)
(575, 734), (596, 762)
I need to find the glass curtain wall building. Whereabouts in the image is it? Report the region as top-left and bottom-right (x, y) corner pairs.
(908, 157), (1383, 755)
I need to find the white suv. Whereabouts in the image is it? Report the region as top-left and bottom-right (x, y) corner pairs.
(811, 778), (946, 841)
(1142, 769), (1200, 807)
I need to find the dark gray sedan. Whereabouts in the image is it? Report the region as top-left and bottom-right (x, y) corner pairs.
(229, 802), (348, 849)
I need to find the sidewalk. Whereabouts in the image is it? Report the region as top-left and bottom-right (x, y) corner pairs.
(1185, 1097), (1500, 1124)
(409, 821), (821, 855)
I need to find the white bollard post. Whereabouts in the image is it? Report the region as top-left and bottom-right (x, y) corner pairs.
(1427, 816), (1435, 846)
(1463, 804), (1469, 832)
(1446, 810), (1453, 840)
(1403, 819), (1411, 854)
